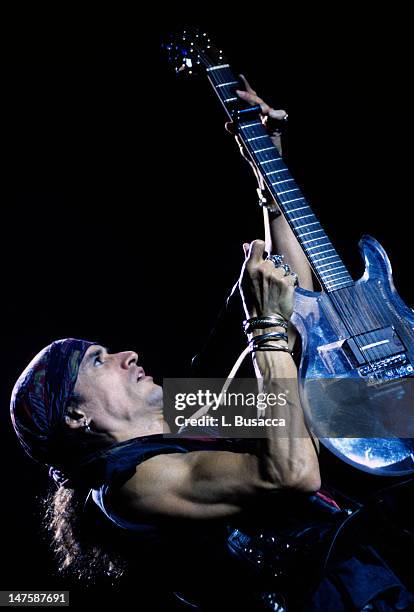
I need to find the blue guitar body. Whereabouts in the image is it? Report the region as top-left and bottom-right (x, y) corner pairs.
(165, 32), (414, 475)
(292, 235), (414, 475)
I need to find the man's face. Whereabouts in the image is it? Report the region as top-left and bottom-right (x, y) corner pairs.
(73, 345), (163, 427)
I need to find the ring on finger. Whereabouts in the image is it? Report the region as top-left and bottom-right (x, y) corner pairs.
(266, 254), (284, 267)
(290, 272), (299, 286)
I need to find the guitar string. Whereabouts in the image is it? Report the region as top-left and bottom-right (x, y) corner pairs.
(206, 68), (354, 309)
(177, 43), (409, 448)
(204, 56), (413, 440)
(207, 66), (355, 305)
(203, 58), (384, 382)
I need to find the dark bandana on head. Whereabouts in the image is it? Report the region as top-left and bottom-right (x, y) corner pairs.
(10, 338), (96, 466)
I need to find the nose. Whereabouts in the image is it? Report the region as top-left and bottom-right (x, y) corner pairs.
(118, 351), (139, 370)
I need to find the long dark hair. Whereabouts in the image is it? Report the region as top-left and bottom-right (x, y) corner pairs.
(43, 485), (127, 583)
(42, 395), (128, 582)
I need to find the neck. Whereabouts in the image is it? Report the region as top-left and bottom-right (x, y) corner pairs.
(110, 411), (170, 443)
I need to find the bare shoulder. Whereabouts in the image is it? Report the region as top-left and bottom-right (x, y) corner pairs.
(107, 449), (266, 523)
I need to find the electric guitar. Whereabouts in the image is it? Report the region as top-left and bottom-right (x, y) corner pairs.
(164, 30), (414, 477)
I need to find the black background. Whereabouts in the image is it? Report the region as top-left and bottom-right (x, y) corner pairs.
(1, 9), (413, 609)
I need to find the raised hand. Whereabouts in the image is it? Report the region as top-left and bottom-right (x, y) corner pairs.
(239, 239), (296, 322)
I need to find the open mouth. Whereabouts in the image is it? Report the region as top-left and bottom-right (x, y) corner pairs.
(136, 367), (146, 382)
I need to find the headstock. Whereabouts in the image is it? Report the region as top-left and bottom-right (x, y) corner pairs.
(163, 28), (227, 76)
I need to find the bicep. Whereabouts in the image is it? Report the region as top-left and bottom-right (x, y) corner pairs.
(108, 450), (269, 523)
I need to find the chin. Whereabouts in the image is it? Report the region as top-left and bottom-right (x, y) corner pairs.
(145, 382), (164, 408)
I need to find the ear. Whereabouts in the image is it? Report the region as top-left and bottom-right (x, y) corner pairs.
(64, 406), (89, 431)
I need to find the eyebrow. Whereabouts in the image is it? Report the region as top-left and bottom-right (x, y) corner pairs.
(86, 346), (109, 366)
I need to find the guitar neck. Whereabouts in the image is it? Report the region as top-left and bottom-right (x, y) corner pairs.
(206, 63), (354, 293)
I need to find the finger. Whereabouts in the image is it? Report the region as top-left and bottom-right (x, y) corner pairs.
(235, 89), (259, 106)
(225, 121), (235, 134)
(248, 239), (266, 263)
(263, 260), (285, 279)
(237, 88), (271, 117)
(267, 108), (288, 121)
(283, 273), (299, 287)
(289, 272), (299, 287)
(242, 242), (250, 258)
(239, 74), (256, 95)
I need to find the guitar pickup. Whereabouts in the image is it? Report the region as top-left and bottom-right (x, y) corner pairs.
(343, 326), (405, 366)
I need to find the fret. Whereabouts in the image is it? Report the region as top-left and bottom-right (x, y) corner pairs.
(326, 279), (352, 291)
(259, 158), (282, 165)
(313, 254), (340, 264)
(224, 97), (238, 103)
(323, 270), (351, 280)
(310, 248), (335, 258)
(300, 228), (324, 237)
(302, 236), (328, 244)
(325, 280), (352, 290)
(271, 179), (294, 186)
(306, 241), (330, 251)
(324, 274), (348, 283)
(291, 214), (315, 222)
(267, 168), (289, 176)
(281, 196), (305, 205)
(217, 81), (239, 88)
(247, 135), (268, 142)
(317, 259), (343, 269)
(240, 121), (262, 129)
(321, 272), (349, 282)
(294, 221), (319, 230)
(277, 188), (300, 196)
(255, 146), (275, 154)
(317, 263), (343, 273)
(206, 64), (230, 71)
(285, 205), (308, 213)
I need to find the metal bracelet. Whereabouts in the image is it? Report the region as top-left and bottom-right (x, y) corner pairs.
(252, 344), (292, 353)
(243, 316), (288, 334)
(244, 315), (288, 326)
(250, 331), (289, 346)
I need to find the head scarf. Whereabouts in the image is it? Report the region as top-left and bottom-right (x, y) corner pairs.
(10, 338), (96, 466)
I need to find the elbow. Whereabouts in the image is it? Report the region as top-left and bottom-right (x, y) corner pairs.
(277, 470), (321, 494)
(291, 469), (321, 493)
(262, 461), (321, 494)
(287, 458), (321, 492)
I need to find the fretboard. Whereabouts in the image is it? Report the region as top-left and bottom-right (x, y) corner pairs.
(206, 63), (354, 293)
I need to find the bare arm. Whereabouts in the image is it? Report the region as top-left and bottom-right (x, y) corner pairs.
(108, 242), (320, 524)
(235, 75), (315, 292)
(265, 209), (314, 292)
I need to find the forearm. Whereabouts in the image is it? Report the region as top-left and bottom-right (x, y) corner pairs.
(264, 205), (314, 292)
(252, 337), (320, 492)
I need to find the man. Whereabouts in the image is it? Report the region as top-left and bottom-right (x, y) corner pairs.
(10, 84), (414, 610)
(10, 243), (319, 606)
